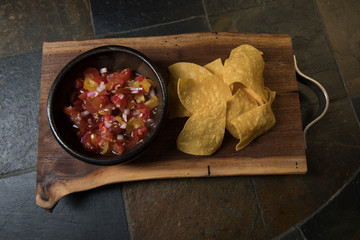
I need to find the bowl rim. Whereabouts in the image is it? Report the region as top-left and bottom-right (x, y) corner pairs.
(47, 45), (168, 166)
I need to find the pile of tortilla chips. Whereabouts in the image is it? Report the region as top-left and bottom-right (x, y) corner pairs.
(168, 44), (276, 156)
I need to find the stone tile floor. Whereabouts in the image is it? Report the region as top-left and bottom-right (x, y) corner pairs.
(0, 0), (359, 239)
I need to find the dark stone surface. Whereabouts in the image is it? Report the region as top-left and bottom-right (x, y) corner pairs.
(90, 0), (205, 35)
(0, 0), (359, 239)
(204, 0), (258, 15)
(209, 0), (347, 102)
(103, 16), (211, 38)
(0, 0), (93, 57)
(0, 52), (42, 175)
(316, 0), (360, 97)
(253, 97), (360, 238)
(0, 171), (130, 240)
(273, 228), (305, 240)
(122, 177), (267, 240)
(300, 172), (360, 240)
(351, 96), (360, 123)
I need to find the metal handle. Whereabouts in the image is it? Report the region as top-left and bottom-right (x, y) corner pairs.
(294, 55), (330, 149)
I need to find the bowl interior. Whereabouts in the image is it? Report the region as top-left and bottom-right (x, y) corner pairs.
(48, 46), (167, 165)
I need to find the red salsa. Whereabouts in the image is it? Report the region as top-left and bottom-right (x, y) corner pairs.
(64, 67), (159, 156)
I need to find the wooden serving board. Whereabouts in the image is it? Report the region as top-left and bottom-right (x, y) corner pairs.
(36, 32), (306, 210)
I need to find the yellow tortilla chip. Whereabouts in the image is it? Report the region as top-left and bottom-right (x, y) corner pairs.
(168, 62), (215, 118)
(265, 87), (276, 103)
(177, 102), (226, 155)
(226, 86), (258, 138)
(168, 44), (276, 155)
(228, 101), (276, 151)
(167, 73), (191, 119)
(204, 58), (223, 79)
(177, 76), (230, 113)
(224, 45), (267, 102)
(230, 82), (265, 105)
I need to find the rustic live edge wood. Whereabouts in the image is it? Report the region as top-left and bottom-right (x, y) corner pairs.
(36, 32), (306, 211)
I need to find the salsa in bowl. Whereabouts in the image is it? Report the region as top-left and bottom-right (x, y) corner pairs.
(47, 45), (167, 165)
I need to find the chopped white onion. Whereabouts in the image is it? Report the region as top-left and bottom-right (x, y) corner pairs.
(122, 112), (127, 122)
(96, 81), (106, 92)
(124, 108), (130, 115)
(117, 134), (124, 141)
(75, 115), (82, 122)
(130, 87), (143, 94)
(149, 88), (155, 97)
(120, 122), (127, 129)
(146, 118), (154, 125)
(104, 120), (112, 129)
(80, 110), (89, 117)
(87, 91), (98, 97)
(100, 67), (107, 74)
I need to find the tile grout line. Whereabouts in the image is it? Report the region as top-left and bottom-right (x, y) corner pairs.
(207, 0), (280, 19)
(1, 15), (205, 59)
(0, 167), (36, 179)
(94, 15), (207, 39)
(251, 177), (269, 240)
(312, 0), (360, 129)
(298, 226), (308, 240)
(87, 0), (96, 36)
(312, 0), (350, 97)
(201, 0), (213, 32)
(270, 226), (306, 240)
(121, 186), (134, 240)
(272, 167), (360, 239)
(296, 167), (360, 227)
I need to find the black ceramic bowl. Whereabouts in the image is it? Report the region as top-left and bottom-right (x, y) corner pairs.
(47, 45), (167, 165)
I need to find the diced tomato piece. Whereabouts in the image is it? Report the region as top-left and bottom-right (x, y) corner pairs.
(98, 104), (114, 115)
(83, 67), (100, 79)
(84, 100), (97, 114)
(112, 87), (132, 95)
(64, 100), (83, 115)
(64, 106), (75, 115)
(72, 99), (83, 109)
(135, 76), (145, 82)
(103, 114), (115, 123)
(75, 77), (84, 89)
(107, 68), (131, 85)
(78, 91), (88, 101)
(132, 126), (148, 142)
(99, 122), (114, 142)
(118, 68), (131, 81)
(81, 133), (97, 151)
(85, 95), (110, 114)
(110, 93), (126, 111)
(136, 103), (151, 119)
(112, 142), (125, 155)
(69, 112), (86, 129)
(106, 81), (117, 91)
(98, 140), (111, 154)
(93, 75), (105, 85)
(107, 73), (124, 87)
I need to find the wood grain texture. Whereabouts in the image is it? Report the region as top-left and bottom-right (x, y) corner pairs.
(36, 32), (306, 210)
